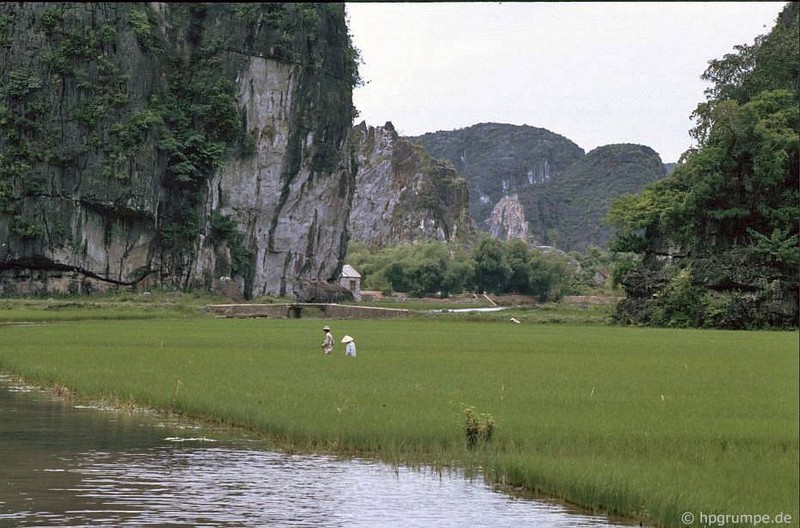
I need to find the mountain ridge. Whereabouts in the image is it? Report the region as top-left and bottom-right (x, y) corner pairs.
(407, 123), (666, 252)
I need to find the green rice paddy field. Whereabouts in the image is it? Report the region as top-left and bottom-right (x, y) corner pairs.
(0, 306), (797, 528)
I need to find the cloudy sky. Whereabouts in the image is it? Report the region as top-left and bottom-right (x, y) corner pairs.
(346, 2), (786, 162)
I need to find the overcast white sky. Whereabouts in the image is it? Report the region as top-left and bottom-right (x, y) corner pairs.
(346, 2), (786, 162)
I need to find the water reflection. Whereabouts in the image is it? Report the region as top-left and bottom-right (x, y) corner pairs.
(0, 377), (632, 527)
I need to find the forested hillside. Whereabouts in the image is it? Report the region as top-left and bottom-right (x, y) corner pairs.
(408, 124), (666, 253)
(520, 143), (665, 252)
(607, 2), (798, 328)
(408, 123), (584, 234)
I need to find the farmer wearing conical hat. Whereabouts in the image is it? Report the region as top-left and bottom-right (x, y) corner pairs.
(342, 335), (356, 357)
(321, 326), (334, 355)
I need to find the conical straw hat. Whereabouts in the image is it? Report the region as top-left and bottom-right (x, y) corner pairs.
(341, 335), (353, 343)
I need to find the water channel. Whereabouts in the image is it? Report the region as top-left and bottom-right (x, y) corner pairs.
(0, 376), (635, 527)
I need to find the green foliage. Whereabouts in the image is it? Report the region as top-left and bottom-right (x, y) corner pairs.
(472, 237), (511, 294)
(160, 204), (202, 248)
(108, 106), (163, 151)
(527, 250), (572, 301)
(0, 11), (14, 46)
(38, 7), (62, 35)
(9, 215), (45, 239)
(462, 404), (495, 449)
(0, 179), (12, 213)
(695, 2), (798, 140)
(0, 72), (51, 208)
(747, 226), (799, 269)
(348, 241), (474, 297)
(571, 245), (626, 292)
(209, 209), (254, 279)
(470, 236), (579, 300)
(1, 70), (43, 98)
(683, 90), (799, 250)
(606, 180), (690, 255)
(128, 8), (153, 49)
(650, 268), (707, 328)
(409, 126), (666, 253)
(38, 6), (120, 78)
(161, 134), (225, 186)
(346, 238), (585, 301)
(0, 316), (796, 528)
(503, 239), (530, 293)
(609, 6), (799, 329)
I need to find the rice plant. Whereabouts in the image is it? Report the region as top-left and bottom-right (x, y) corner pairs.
(0, 313), (796, 527)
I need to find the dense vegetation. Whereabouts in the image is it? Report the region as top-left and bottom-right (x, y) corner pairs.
(352, 3), (797, 330)
(346, 238), (625, 300)
(607, 3), (799, 329)
(408, 125), (667, 253)
(0, 3), (360, 294)
(0, 313), (796, 527)
(526, 143), (666, 252)
(409, 123), (584, 239)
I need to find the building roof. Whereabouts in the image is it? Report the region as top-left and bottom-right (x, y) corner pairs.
(341, 264), (361, 278)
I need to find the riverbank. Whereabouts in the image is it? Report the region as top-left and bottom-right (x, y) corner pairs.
(0, 304), (796, 527)
(1, 376), (636, 527)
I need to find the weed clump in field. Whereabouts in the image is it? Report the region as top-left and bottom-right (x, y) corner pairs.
(462, 404), (495, 448)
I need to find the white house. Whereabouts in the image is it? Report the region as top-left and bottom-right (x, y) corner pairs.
(339, 264), (361, 299)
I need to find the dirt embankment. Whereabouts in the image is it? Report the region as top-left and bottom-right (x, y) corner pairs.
(205, 303), (410, 319)
(560, 296), (622, 305)
(416, 294), (621, 306)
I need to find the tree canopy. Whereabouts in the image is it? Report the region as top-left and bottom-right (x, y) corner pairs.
(345, 238), (591, 301)
(607, 2), (799, 328)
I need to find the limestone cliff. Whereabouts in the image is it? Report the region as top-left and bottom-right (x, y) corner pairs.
(0, 3), (357, 298)
(408, 123), (585, 231)
(348, 121), (473, 249)
(487, 194), (528, 241)
(409, 124), (666, 252)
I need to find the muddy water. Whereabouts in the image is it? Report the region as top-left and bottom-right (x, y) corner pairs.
(0, 377), (632, 527)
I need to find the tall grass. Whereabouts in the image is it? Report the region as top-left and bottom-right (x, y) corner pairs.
(0, 293), (222, 322)
(0, 315), (796, 527)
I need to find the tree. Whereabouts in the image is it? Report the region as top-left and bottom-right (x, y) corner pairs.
(607, 2), (799, 328)
(527, 250), (575, 302)
(472, 237), (511, 294)
(441, 257), (474, 297)
(692, 2), (799, 143)
(384, 260), (413, 293)
(346, 240), (476, 297)
(505, 238), (531, 293)
(409, 259), (445, 297)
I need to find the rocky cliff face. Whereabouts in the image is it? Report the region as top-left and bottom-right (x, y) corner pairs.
(409, 123), (585, 231)
(408, 124), (666, 252)
(486, 194), (528, 241)
(348, 121), (473, 249)
(0, 3), (357, 298)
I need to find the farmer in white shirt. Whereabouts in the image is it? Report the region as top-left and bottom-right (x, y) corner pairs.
(342, 335), (356, 357)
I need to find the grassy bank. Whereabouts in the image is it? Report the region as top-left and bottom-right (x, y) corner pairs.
(0, 292), (226, 322)
(0, 307), (796, 527)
